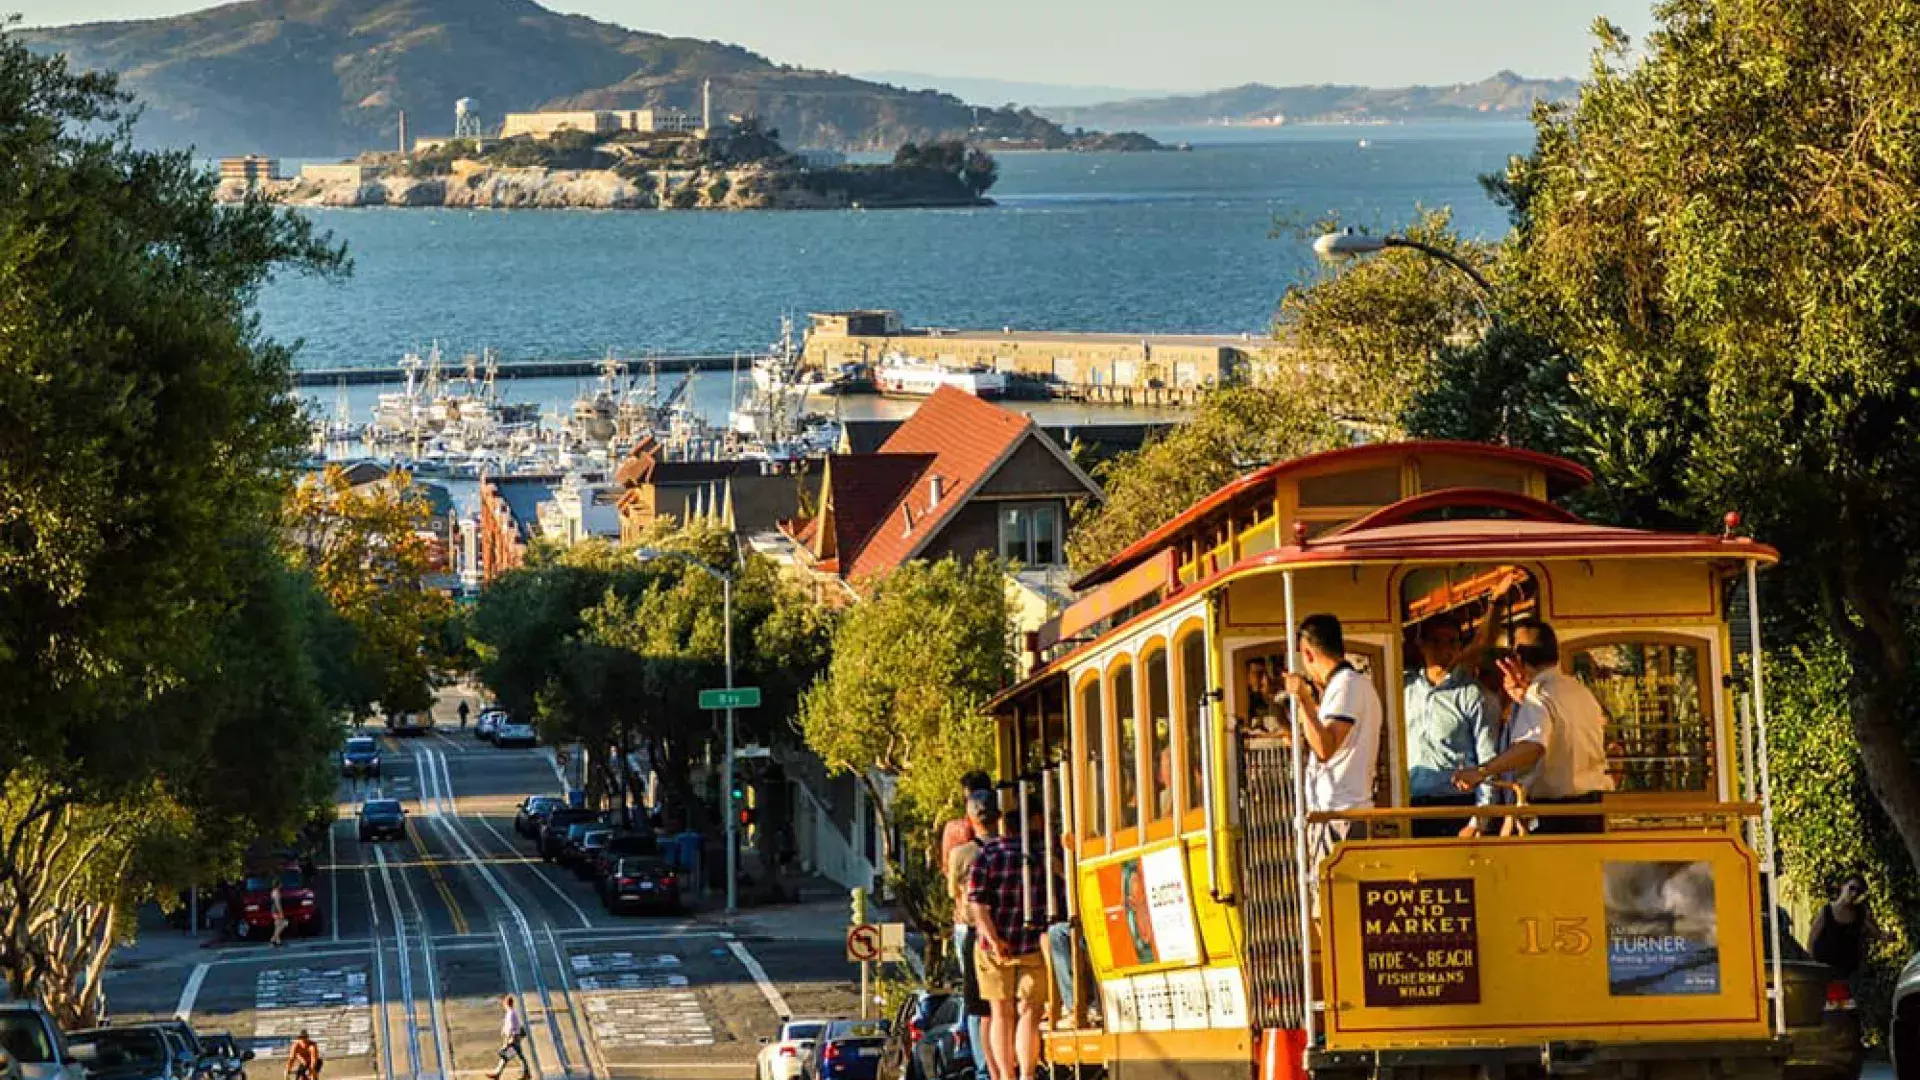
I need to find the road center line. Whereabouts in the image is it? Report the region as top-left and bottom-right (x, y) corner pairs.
(725, 941), (791, 1021)
(431, 746), (592, 931)
(175, 963), (211, 1020)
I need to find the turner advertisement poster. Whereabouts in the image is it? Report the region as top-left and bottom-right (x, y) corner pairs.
(1603, 860), (1720, 996)
(1096, 847), (1200, 968)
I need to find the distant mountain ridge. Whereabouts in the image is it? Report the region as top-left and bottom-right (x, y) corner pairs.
(1039, 72), (1580, 128)
(19, 0), (1109, 157)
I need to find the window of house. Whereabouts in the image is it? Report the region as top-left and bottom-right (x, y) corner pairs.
(1080, 678), (1107, 837)
(1000, 503), (1063, 565)
(1144, 647), (1172, 823)
(1568, 638), (1713, 794)
(1112, 662), (1139, 831)
(1179, 631), (1207, 816)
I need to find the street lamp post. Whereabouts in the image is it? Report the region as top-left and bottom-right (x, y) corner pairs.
(1312, 226), (1493, 296)
(634, 548), (738, 915)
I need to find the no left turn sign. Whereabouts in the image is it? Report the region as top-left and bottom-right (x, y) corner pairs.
(846, 923), (882, 963)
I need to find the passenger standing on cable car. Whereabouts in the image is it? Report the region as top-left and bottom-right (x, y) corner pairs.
(1404, 617), (1500, 838)
(1282, 614), (1383, 865)
(1451, 619), (1613, 833)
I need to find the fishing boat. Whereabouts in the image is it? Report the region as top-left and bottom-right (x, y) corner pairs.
(874, 351), (1008, 399)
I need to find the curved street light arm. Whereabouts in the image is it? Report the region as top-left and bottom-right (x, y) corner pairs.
(1379, 236), (1494, 296)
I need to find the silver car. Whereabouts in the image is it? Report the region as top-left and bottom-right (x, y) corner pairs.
(0, 1001), (83, 1080)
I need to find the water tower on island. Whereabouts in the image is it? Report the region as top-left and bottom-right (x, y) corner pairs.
(454, 98), (485, 142)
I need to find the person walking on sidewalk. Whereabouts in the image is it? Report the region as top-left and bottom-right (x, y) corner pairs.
(486, 995), (530, 1080)
(458, 701), (470, 729)
(285, 1031), (323, 1080)
(269, 883), (288, 948)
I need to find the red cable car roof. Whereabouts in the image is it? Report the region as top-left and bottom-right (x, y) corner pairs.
(1070, 441), (1595, 591)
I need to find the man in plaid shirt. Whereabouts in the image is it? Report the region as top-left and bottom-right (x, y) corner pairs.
(969, 791), (1048, 1080)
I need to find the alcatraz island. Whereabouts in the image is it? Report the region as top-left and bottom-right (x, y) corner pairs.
(216, 98), (1158, 211)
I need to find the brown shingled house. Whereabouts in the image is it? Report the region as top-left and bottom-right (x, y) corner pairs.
(781, 388), (1101, 587)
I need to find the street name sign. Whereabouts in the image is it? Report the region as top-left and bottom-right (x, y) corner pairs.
(880, 922), (906, 962)
(735, 745), (772, 760)
(847, 923), (883, 963)
(699, 687), (762, 710)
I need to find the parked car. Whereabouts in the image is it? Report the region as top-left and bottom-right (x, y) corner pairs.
(538, 808), (604, 861)
(358, 798), (406, 842)
(556, 821), (607, 868)
(0, 999), (84, 1080)
(494, 720), (537, 748)
(878, 991), (963, 1080)
(802, 1019), (890, 1080)
(602, 855), (681, 915)
(514, 795), (565, 838)
(66, 1027), (180, 1080)
(141, 1025), (201, 1080)
(570, 828), (614, 879)
(757, 1019), (827, 1080)
(234, 865), (321, 939)
(591, 831), (662, 890)
(340, 735), (381, 779)
(196, 1035), (251, 1080)
(1895, 950), (1920, 1080)
(475, 711), (505, 743)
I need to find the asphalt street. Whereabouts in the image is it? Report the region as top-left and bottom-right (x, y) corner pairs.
(103, 699), (862, 1080)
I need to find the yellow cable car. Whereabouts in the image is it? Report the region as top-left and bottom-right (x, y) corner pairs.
(987, 441), (1787, 1080)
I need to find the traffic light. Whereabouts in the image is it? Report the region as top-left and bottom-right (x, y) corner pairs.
(729, 779), (746, 804)
(739, 807), (755, 827)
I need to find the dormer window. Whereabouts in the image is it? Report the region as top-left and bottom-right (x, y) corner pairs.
(999, 503), (1062, 566)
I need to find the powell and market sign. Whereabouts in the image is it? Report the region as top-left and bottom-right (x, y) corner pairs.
(1358, 878), (1482, 1007)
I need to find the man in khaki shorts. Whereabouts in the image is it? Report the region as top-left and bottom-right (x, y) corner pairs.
(969, 791), (1047, 1080)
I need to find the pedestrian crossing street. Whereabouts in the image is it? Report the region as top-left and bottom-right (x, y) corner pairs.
(571, 951), (716, 1050)
(251, 966), (373, 1059)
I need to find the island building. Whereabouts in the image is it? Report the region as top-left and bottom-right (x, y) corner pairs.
(299, 162), (384, 185)
(218, 155), (280, 187)
(499, 107), (700, 141)
(800, 309), (1291, 401)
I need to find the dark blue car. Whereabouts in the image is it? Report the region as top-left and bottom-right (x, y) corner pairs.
(357, 798), (405, 842)
(804, 1019), (890, 1080)
(340, 735), (381, 778)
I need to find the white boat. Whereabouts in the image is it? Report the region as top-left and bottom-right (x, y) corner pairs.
(875, 351), (1007, 399)
(751, 315), (836, 396)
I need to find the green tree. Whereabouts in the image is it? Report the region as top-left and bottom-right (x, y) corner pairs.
(0, 30), (343, 1020)
(283, 466), (454, 716)
(1481, 5), (1920, 880)
(797, 555), (1010, 947)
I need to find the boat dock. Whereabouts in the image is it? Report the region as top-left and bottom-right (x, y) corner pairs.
(294, 353), (761, 388)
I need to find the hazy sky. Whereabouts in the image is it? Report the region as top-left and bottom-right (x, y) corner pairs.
(17, 0), (1659, 90)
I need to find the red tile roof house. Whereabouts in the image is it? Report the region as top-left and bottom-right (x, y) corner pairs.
(779, 387), (1103, 598)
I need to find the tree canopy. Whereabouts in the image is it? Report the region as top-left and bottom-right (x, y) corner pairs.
(0, 28), (346, 1022)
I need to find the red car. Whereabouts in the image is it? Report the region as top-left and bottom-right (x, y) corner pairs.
(234, 866), (322, 940)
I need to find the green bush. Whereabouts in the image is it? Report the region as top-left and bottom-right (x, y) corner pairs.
(1767, 633), (1919, 1039)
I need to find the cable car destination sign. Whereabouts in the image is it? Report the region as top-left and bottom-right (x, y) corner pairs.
(1357, 878), (1481, 1007)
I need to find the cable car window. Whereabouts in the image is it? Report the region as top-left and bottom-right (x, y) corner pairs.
(1568, 639), (1713, 794)
(1297, 466), (1402, 508)
(1113, 661), (1139, 831)
(1179, 630), (1207, 816)
(1417, 459), (1528, 494)
(1144, 647), (1172, 822)
(1080, 678), (1107, 837)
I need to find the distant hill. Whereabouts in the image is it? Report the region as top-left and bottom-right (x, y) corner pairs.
(1039, 72), (1580, 128)
(856, 71), (1176, 109)
(18, 0), (1126, 157)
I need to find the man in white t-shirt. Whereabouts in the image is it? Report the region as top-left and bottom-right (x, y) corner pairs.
(1282, 613), (1383, 864)
(1451, 619), (1613, 833)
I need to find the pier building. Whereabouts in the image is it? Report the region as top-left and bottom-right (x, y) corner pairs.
(800, 310), (1289, 404)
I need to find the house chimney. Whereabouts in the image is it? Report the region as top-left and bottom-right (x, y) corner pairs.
(928, 474), (944, 511)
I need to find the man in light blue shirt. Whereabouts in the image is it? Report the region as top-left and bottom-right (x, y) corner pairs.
(1404, 618), (1498, 837)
